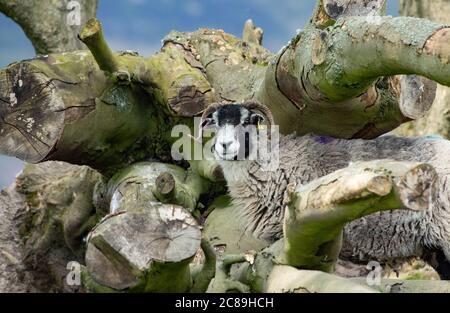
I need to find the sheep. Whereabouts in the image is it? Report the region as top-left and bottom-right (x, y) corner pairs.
(200, 101), (450, 279)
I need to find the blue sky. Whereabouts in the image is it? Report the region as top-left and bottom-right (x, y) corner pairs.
(0, 0), (399, 188)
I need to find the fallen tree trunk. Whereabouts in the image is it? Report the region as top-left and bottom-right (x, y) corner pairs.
(2, 1), (450, 174)
(84, 203), (201, 292)
(0, 51), (166, 173)
(2, 0), (450, 294)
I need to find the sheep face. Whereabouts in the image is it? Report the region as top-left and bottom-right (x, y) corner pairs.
(203, 104), (265, 161)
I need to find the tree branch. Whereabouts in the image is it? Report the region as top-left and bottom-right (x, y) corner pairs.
(283, 160), (437, 272)
(190, 239), (217, 293)
(242, 19), (263, 45)
(395, 0), (450, 139)
(304, 17), (449, 102)
(79, 18), (122, 76)
(0, 0), (98, 54)
(106, 162), (210, 213)
(350, 277), (450, 293)
(266, 266), (377, 293)
(256, 16), (446, 137)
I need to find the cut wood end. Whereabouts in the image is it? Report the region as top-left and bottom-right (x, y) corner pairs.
(86, 205), (201, 289)
(168, 85), (211, 117)
(396, 163), (437, 211)
(399, 75), (437, 120)
(424, 27), (450, 64)
(0, 63), (64, 163)
(79, 18), (102, 40)
(85, 242), (139, 290)
(88, 205), (201, 266)
(155, 172), (175, 195)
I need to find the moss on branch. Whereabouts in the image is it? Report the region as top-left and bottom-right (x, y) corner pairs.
(79, 18), (122, 76)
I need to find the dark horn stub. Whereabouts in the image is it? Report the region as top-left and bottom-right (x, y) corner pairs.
(240, 100), (275, 127)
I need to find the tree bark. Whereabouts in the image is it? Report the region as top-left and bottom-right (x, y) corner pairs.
(0, 162), (105, 292)
(0, 18), (220, 174)
(283, 160), (436, 272)
(394, 0), (450, 139)
(2, 0), (450, 293)
(104, 162), (211, 214)
(0, 0), (98, 54)
(2, 4), (450, 172)
(350, 277), (450, 293)
(84, 203), (201, 292)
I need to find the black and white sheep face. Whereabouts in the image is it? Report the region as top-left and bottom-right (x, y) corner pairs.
(203, 105), (264, 161)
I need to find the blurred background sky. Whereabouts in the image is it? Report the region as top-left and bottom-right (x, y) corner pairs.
(0, 0), (399, 189)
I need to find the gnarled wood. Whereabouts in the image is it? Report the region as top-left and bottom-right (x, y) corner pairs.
(395, 0), (450, 139)
(283, 160), (437, 272)
(0, 0), (98, 54)
(85, 203), (201, 292)
(0, 53), (173, 173)
(106, 162), (210, 213)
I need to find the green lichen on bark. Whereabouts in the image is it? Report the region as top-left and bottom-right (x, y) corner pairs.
(2, 0), (450, 294)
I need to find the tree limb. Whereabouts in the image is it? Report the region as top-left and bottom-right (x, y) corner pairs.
(350, 277), (450, 293)
(190, 238), (217, 293)
(242, 19), (263, 45)
(0, 0), (98, 54)
(303, 17), (449, 102)
(395, 0), (450, 139)
(79, 18), (122, 76)
(283, 160), (437, 272)
(266, 266), (377, 293)
(85, 203), (201, 292)
(106, 162), (210, 213)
